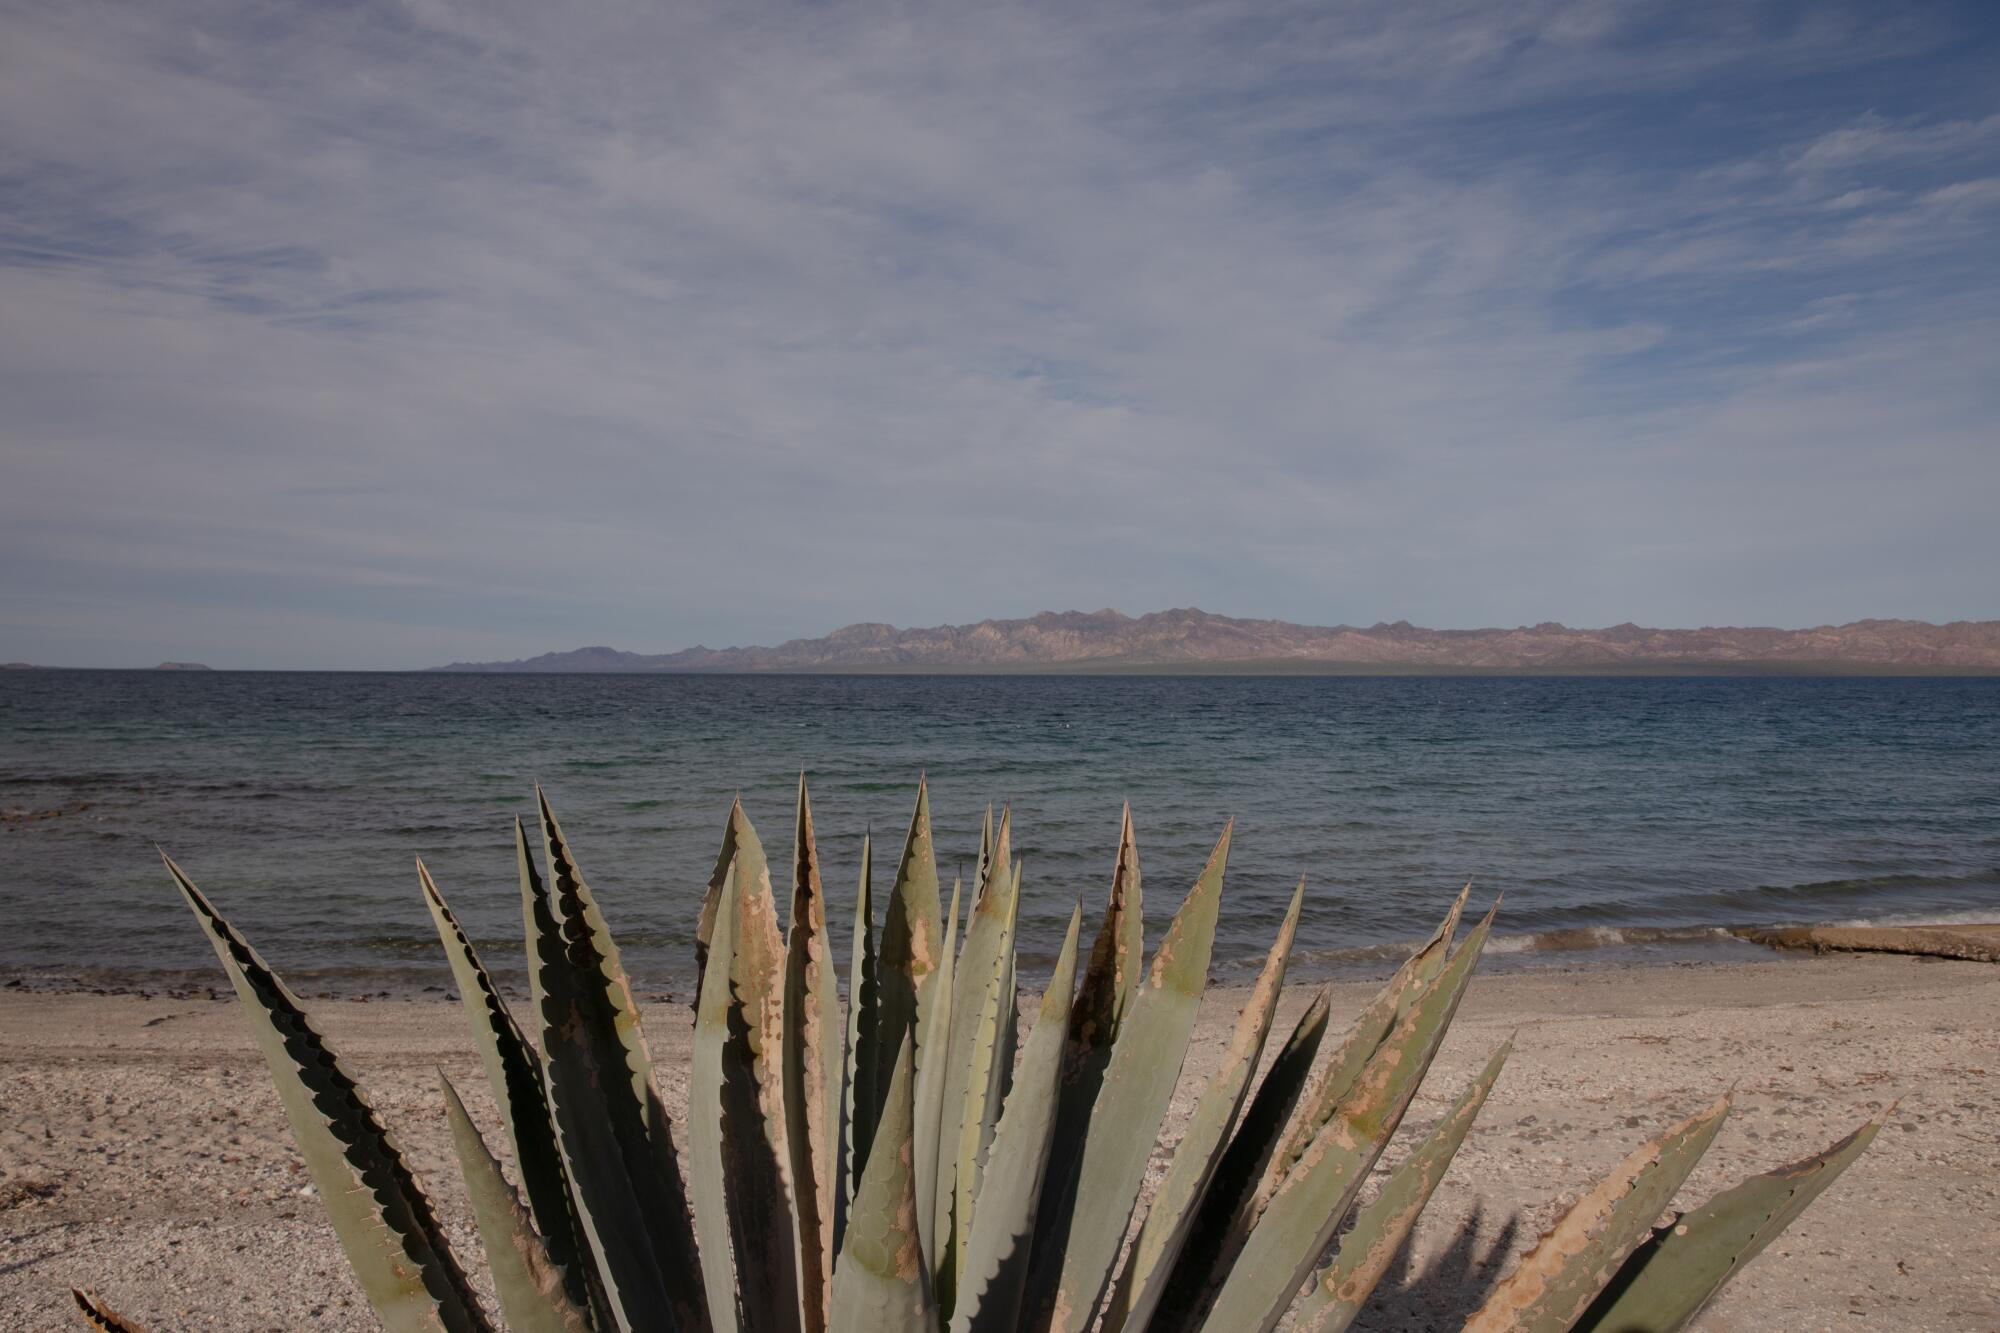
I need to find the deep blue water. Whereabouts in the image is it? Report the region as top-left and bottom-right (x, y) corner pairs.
(1, 671), (1995, 991)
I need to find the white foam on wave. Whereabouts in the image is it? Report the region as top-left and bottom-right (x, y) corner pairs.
(1832, 909), (2000, 929)
(1483, 924), (1737, 955)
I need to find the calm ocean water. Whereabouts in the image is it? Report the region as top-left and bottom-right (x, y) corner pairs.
(1, 670), (1996, 992)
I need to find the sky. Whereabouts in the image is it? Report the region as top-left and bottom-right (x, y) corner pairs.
(2, 1), (1997, 669)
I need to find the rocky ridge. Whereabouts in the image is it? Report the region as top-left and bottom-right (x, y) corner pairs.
(429, 608), (2000, 673)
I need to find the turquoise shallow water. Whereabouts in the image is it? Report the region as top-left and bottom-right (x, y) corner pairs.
(1, 671), (1995, 991)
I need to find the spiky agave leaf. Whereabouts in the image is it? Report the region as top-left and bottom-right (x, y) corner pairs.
(165, 855), (490, 1333)
(785, 776), (843, 1333)
(420, 858), (592, 1313)
(1155, 896), (1468, 1327)
(688, 802), (803, 1333)
(975, 804), (996, 893)
(837, 830), (879, 1254)
(829, 1036), (938, 1333)
(525, 795), (706, 1333)
(1160, 976), (1328, 1288)
(1464, 1093), (1734, 1333)
(1032, 805), (1143, 1317)
(69, 1290), (150, 1333)
(949, 860), (1019, 1305)
(1106, 876), (1306, 1333)
(911, 875), (963, 1276)
(1027, 822), (1233, 1333)
(1261, 885), (1470, 1203)
(1574, 1107), (1889, 1333)
(439, 1074), (594, 1333)
(1185, 900), (1497, 1333)
(950, 904), (1083, 1333)
(1292, 1035), (1513, 1333)
(1063, 804), (1144, 1089)
(694, 803), (740, 1007)
(1158, 983), (1330, 1322)
(875, 779), (944, 1178)
(934, 813), (1016, 1307)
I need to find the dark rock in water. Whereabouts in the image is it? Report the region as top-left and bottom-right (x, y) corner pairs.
(1733, 923), (2000, 963)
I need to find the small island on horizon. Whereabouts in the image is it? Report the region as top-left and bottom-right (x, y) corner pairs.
(427, 607), (2000, 676)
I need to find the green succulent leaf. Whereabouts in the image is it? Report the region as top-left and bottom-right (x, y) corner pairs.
(830, 1036), (939, 1333)
(439, 1074), (595, 1333)
(986, 871), (1020, 1138)
(913, 875), (963, 1280)
(524, 794), (705, 1333)
(1189, 899), (1496, 1333)
(950, 903), (1083, 1333)
(866, 782), (944, 1190)
(1294, 1035), (1513, 1333)
(1465, 1092), (1733, 1333)
(1107, 876), (1306, 1333)
(1156, 983), (1332, 1323)
(1261, 884), (1470, 1208)
(1028, 822), (1233, 1333)
(420, 857), (592, 1313)
(1064, 804), (1144, 1089)
(837, 830), (880, 1255)
(689, 801), (804, 1333)
(1574, 1108), (1888, 1333)
(975, 805), (996, 897)
(955, 863), (1019, 1286)
(166, 854), (491, 1333)
(785, 776), (844, 1333)
(1159, 894), (1472, 1327)
(934, 809), (1015, 1302)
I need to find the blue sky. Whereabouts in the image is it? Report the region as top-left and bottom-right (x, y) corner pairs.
(2, 0), (1996, 668)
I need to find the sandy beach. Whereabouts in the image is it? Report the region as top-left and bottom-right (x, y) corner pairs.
(3, 953), (1996, 1332)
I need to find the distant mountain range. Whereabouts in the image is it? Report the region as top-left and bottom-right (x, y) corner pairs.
(427, 609), (2000, 674)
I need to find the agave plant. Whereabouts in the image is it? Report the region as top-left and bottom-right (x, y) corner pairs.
(75, 777), (1882, 1333)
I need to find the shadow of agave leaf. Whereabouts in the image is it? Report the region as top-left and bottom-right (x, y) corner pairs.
(722, 981), (803, 1333)
(961, 1221), (1040, 1333)
(1355, 1202), (1521, 1331)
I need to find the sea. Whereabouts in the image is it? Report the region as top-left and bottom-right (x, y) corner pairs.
(1, 670), (1995, 995)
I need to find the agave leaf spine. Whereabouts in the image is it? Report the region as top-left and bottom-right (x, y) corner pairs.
(1294, 1035), (1514, 1333)
(1465, 1092), (1734, 1333)
(440, 1072), (595, 1333)
(1106, 875), (1305, 1332)
(912, 875), (963, 1278)
(829, 1037), (938, 1333)
(784, 776), (842, 1333)
(837, 830), (880, 1249)
(422, 855), (593, 1313)
(167, 854), (490, 1333)
(1033, 822), (1232, 1333)
(950, 904), (1084, 1333)
(1573, 1105), (1891, 1333)
(527, 792), (705, 1333)
(1188, 899), (1497, 1333)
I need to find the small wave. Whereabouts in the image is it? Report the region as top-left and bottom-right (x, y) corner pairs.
(1740, 868), (1998, 899)
(1483, 924), (1738, 955)
(1831, 908), (2000, 929)
(1291, 924), (1744, 969)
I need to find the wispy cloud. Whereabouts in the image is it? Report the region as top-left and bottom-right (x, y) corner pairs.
(1, 0), (1996, 666)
